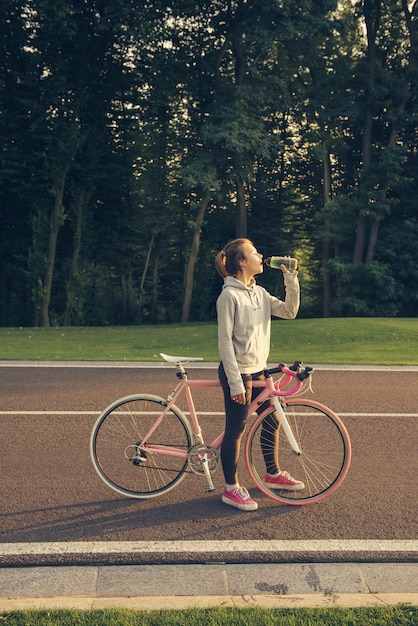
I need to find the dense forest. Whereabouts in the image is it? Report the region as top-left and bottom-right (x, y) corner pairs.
(1, 0), (417, 327)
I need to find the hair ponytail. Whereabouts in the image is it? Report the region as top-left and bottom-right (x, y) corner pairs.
(215, 238), (252, 277)
(215, 251), (228, 277)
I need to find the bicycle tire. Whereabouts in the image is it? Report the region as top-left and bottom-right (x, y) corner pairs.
(245, 398), (351, 505)
(90, 394), (193, 499)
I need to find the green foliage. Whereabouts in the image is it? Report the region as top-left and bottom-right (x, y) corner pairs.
(377, 219), (418, 317)
(328, 260), (399, 316)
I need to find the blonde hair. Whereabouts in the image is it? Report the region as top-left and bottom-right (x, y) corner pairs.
(215, 238), (252, 277)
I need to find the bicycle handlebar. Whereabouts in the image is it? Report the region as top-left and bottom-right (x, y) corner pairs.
(266, 360), (313, 380)
(265, 361), (313, 397)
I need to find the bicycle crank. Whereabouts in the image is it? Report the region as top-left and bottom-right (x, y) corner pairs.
(187, 444), (219, 475)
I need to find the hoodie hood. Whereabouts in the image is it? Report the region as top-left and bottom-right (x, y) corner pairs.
(222, 275), (260, 309)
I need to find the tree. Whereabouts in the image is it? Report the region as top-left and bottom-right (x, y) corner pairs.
(1, 0), (416, 326)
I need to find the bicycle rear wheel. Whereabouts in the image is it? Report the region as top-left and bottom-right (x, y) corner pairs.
(90, 394), (193, 499)
(245, 398), (351, 505)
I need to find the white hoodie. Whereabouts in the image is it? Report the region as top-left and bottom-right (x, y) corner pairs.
(216, 273), (300, 396)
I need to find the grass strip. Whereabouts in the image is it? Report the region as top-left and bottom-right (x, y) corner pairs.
(0, 318), (417, 365)
(1, 606), (417, 625)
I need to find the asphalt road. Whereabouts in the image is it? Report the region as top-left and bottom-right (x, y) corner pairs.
(0, 364), (417, 566)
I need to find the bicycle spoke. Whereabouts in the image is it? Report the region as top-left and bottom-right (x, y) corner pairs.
(90, 395), (193, 499)
(246, 399), (351, 505)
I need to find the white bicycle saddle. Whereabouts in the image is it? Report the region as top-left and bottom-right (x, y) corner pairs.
(160, 352), (203, 364)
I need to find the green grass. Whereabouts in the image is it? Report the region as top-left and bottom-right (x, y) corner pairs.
(1, 606), (417, 625)
(0, 318), (417, 364)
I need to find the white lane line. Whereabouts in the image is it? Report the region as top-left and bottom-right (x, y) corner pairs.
(0, 540), (416, 556)
(340, 413), (418, 417)
(1, 411), (417, 417)
(0, 411), (99, 415)
(1, 361), (418, 371)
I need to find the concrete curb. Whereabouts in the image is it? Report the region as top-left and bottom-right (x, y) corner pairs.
(1, 593), (417, 611)
(1, 563), (417, 611)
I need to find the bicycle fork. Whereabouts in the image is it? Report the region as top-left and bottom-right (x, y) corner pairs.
(272, 397), (302, 455)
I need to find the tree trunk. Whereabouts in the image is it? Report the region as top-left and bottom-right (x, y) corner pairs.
(364, 0), (415, 264)
(138, 234), (155, 323)
(39, 171), (67, 327)
(215, 4), (248, 240)
(151, 253), (159, 324)
(390, 0), (416, 151)
(126, 262), (134, 321)
(121, 272), (127, 323)
(366, 218), (380, 263)
(353, 0), (381, 265)
(181, 189), (211, 323)
(235, 178), (247, 237)
(63, 189), (84, 326)
(322, 140), (332, 318)
(352, 215), (368, 265)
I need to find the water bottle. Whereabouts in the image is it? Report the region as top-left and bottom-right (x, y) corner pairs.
(264, 256), (298, 271)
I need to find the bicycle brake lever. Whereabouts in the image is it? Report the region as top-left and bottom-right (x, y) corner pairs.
(297, 366), (313, 381)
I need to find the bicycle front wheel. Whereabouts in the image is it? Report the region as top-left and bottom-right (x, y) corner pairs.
(90, 394), (193, 499)
(245, 398), (351, 505)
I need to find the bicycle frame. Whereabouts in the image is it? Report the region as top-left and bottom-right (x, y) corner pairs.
(137, 364), (304, 493)
(91, 354), (351, 504)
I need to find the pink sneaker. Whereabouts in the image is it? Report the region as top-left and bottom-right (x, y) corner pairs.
(264, 471), (305, 491)
(222, 486), (258, 511)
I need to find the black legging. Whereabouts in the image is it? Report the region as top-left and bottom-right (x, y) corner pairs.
(218, 362), (280, 485)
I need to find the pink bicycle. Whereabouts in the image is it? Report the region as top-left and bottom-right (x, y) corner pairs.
(90, 353), (351, 505)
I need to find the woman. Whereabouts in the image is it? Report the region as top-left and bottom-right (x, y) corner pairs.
(215, 238), (303, 511)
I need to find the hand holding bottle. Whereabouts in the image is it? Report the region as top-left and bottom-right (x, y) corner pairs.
(264, 256), (298, 272)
